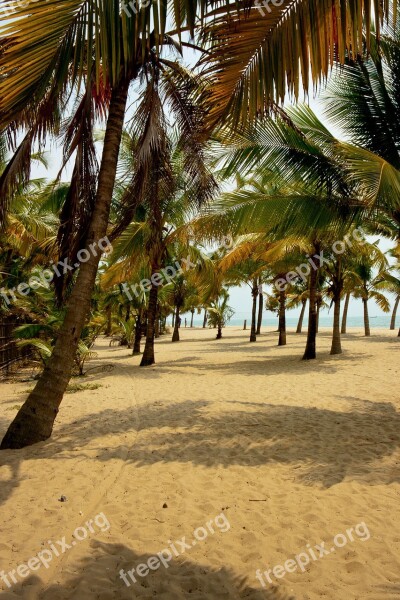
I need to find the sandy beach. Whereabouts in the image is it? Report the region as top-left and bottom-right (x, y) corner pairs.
(0, 327), (399, 599)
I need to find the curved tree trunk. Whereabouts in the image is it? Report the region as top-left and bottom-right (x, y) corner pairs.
(296, 299), (307, 333)
(390, 295), (399, 330)
(250, 279), (258, 342)
(133, 311), (142, 355)
(172, 306), (180, 342)
(1, 81), (130, 449)
(363, 297), (371, 336)
(303, 250), (319, 360)
(202, 310), (207, 328)
(341, 292), (350, 334)
(256, 286), (263, 335)
(278, 289), (286, 346)
(141, 283), (159, 366)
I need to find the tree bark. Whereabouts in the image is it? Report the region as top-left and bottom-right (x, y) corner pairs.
(296, 299), (306, 333)
(190, 309), (194, 328)
(363, 297), (371, 337)
(216, 323), (222, 339)
(250, 279), (258, 342)
(1, 80), (130, 449)
(278, 289), (286, 346)
(140, 283), (158, 366)
(330, 293), (342, 355)
(133, 310), (142, 355)
(390, 295), (399, 330)
(341, 292), (350, 334)
(172, 306), (180, 342)
(256, 286), (263, 335)
(202, 310), (207, 328)
(303, 248), (319, 360)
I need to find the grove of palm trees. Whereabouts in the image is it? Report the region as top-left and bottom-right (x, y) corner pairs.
(0, 1), (399, 599)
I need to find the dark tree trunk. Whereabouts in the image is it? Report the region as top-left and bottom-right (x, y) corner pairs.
(278, 289), (286, 346)
(172, 306), (180, 342)
(296, 300), (306, 333)
(1, 80), (129, 450)
(330, 294), (342, 355)
(172, 312), (175, 328)
(250, 279), (258, 342)
(341, 292), (350, 334)
(363, 297), (371, 337)
(133, 311), (142, 355)
(190, 309), (194, 328)
(141, 283), (159, 366)
(216, 323), (222, 339)
(202, 310), (207, 328)
(390, 295), (399, 330)
(256, 286), (263, 335)
(303, 247), (319, 360)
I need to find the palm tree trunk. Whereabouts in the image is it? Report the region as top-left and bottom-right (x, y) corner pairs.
(190, 309), (194, 328)
(341, 292), (350, 334)
(141, 283), (159, 366)
(296, 300), (306, 333)
(390, 295), (399, 330)
(172, 312), (175, 328)
(0, 81), (129, 450)
(216, 322), (222, 339)
(202, 310), (207, 328)
(172, 306), (180, 342)
(256, 287), (263, 335)
(330, 294), (342, 355)
(154, 307), (160, 339)
(363, 297), (371, 336)
(278, 289), (286, 346)
(250, 279), (258, 342)
(316, 299), (321, 333)
(303, 253), (319, 360)
(133, 311), (142, 355)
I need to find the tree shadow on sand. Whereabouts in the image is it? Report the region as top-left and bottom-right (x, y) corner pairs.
(4, 541), (295, 600)
(1, 397), (400, 500)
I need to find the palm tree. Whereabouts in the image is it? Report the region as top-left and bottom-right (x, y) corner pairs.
(207, 288), (234, 339)
(351, 250), (390, 336)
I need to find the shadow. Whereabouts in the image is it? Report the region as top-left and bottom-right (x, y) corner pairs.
(2, 396), (400, 491)
(7, 541), (295, 600)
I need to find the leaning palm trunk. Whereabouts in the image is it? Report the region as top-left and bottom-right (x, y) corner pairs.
(303, 255), (319, 360)
(141, 283), (159, 366)
(250, 279), (258, 342)
(1, 81), (130, 449)
(256, 288), (263, 335)
(278, 289), (286, 346)
(363, 297), (371, 336)
(202, 310), (207, 328)
(172, 306), (180, 342)
(296, 299), (307, 333)
(341, 292), (350, 334)
(390, 295), (399, 330)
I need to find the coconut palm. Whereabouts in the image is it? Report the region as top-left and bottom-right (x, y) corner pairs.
(206, 288), (234, 339)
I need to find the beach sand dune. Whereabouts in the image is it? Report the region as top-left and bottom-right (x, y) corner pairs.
(0, 327), (399, 599)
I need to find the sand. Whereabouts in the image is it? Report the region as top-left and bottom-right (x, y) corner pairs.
(0, 326), (399, 600)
